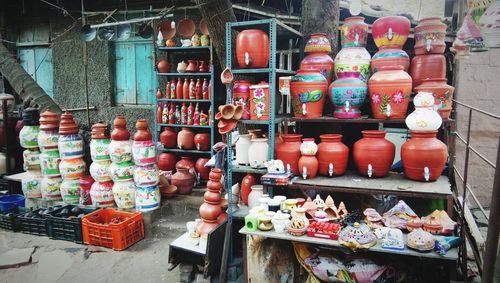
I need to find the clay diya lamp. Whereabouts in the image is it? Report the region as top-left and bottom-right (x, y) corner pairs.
(258, 215), (273, 231)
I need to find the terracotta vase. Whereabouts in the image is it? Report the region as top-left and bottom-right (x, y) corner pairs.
(111, 116), (130, 141)
(368, 65), (412, 119)
(328, 71), (367, 118)
(195, 157), (210, 180)
(160, 127), (177, 148)
(334, 47), (371, 82)
(157, 153), (178, 171)
(177, 127), (195, 149)
(317, 134), (349, 177)
(371, 47), (410, 73)
(353, 130), (395, 177)
(413, 78), (455, 119)
(134, 119), (152, 141)
(340, 17), (368, 48)
(300, 33), (334, 83)
(171, 165), (195, 194)
(197, 169), (223, 233)
(233, 80), (251, 120)
(240, 173), (257, 205)
(132, 120), (155, 166)
(304, 32), (332, 53)
(401, 131), (448, 182)
(298, 155), (318, 179)
(414, 17), (447, 55)
(186, 60), (199, 73)
(58, 112), (79, 135)
(193, 133), (210, 151)
(176, 156), (195, 172)
(236, 29), (270, 68)
(249, 81), (270, 120)
(372, 16), (411, 49)
(156, 59), (170, 73)
(176, 78), (183, 99)
(410, 55), (446, 88)
(275, 134), (303, 175)
(183, 78), (190, 99)
(79, 175), (94, 205)
(290, 69), (328, 118)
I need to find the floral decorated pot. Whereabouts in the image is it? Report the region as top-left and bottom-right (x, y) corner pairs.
(79, 175), (94, 205)
(371, 47), (410, 73)
(248, 138), (269, 168)
(339, 222), (377, 250)
(405, 92), (443, 131)
(317, 134), (349, 177)
(112, 180), (136, 209)
(372, 16), (411, 49)
(90, 180), (115, 207)
(133, 164), (159, 186)
(177, 127), (195, 150)
(171, 166), (195, 195)
(410, 55), (446, 88)
(109, 161), (134, 182)
(235, 134), (251, 165)
(160, 127), (177, 148)
(328, 71), (367, 118)
(37, 128), (59, 152)
(233, 80), (251, 120)
(59, 157), (85, 179)
(21, 170), (42, 199)
(241, 173), (257, 205)
(90, 138), (110, 161)
(340, 16), (368, 48)
(40, 150), (61, 177)
(236, 29), (270, 68)
(58, 134), (84, 159)
(301, 33), (334, 83)
(299, 138), (318, 155)
(60, 178), (80, 204)
(89, 159), (112, 182)
(132, 140), (156, 166)
(334, 47), (371, 82)
(290, 69), (328, 118)
(20, 125), (40, 149)
(414, 78), (455, 119)
(414, 17), (447, 55)
(353, 130), (395, 177)
(41, 176), (62, 200)
(109, 140), (133, 163)
(368, 65), (412, 119)
(136, 185), (160, 212)
(249, 81), (270, 120)
(23, 149), (41, 171)
(193, 133), (210, 151)
(275, 134), (303, 175)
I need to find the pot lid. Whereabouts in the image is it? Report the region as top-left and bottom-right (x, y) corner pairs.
(58, 112), (79, 135)
(91, 122), (110, 139)
(22, 108), (40, 126)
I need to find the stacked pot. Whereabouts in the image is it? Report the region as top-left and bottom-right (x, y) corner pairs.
(298, 138), (319, 180)
(19, 108), (42, 199)
(89, 123), (113, 206)
(58, 112), (85, 204)
(38, 110), (62, 201)
(132, 119), (160, 211)
(196, 168), (226, 235)
(411, 17), (455, 120)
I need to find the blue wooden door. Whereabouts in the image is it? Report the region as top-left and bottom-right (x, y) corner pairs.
(18, 47), (54, 97)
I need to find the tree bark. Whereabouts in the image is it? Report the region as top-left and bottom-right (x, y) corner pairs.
(300, 0), (340, 54)
(0, 42), (62, 114)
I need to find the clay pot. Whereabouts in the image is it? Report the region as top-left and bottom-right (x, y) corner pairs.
(371, 47), (410, 73)
(298, 155), (318, 179)
(275, 134), (303, 175)
(133, 164), (159, 186)
(240, 173), (257, 205)
(405, 92), (443, 131)
(304, 32), (332, 53)
(60, 178), (81, 204)
(372, 16), (411, 49)
(236, 29), (270, 68)
(176, 156), (195, 172)
(134, 119), (152, 141)
(414, 78), (455, 119)
(290, 69), (328, 118)
(160, 127), (177, 148)
(90, 180), (115, 207)
(91, 123), (109, 139)
(401, 131), (448, 182)
(301, 33), (334, 83)
(235, 134), (251, 165)
(59, 157), (86, 179)
(368, 65), (412, 119)
(58, 112), (79, 135)
(410, 55), (446, 88)
(177, 127), (195, 149)
(111, 116), (130, 141)
(171, 166), (195, 194)
(193, 133), (210, 151)
(108, 140), (133, 163)
(328, 71), (367, 118)
(249, 82), (270, 120)
(414, 17), (447, 55)
(156, 59), (170, 73)
(353, 130), (395, 177)
(109, 161), (134, 182)
(177, 61), (187, 73)
(89, 160), (111, 182)
(112, 181), (136, 209)
(186, 60), (199, 73)
(41, 176), (62, 200)
(233, 80), (251, 120)
(39, 110), (59, 131)
(195, 157), (210, 180)
(157, 153), (178, 171)
(58, 133), (84, 159)
(248, 138), (269, 168)
(334, 47), (371, 82)
(79, 175), (94, 205)
(317, 134), (349, 177)
(340, 17), (368, 48)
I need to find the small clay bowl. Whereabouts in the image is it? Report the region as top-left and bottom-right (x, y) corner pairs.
(218, 119), (237, 134)
(215, 111), (222, 120)
(221, 104), (236, 120)
(233, 105), (243, 120)
(160, 184), (178, 198)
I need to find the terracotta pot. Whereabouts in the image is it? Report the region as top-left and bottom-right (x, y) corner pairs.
(334, 47), (371, 82)
(132, 138), (156, 166)
(39, 110), (59, 131)
(58, 112), (79, 135)
(410, 55), (446, 88)
(233, 80), (251, 120)
(111, 116), (130, 141)
(177, 127), (195, 149)
(414, 17), (447, 55)
(175, 78), (183, 99)
(193, 133), (210, 151)
(414, 78), (455, 119)
(40, 150), (61, 176)
(372, 16), (410, 49)
(317, 134), (349, 177)
(209, 168), (222, 181)
(157, 153), (178, 171)
(401, 131), (448, 182)
(236, 29), (269, 68)
(186, 60), (199, 73)
(195, 157), (210, 180)
(249, 81), (270, 120)
(156, 59), (170, 73)
(60, 178), (81, 204)
(176, 156), (195, 172)
(304, 33), (332, 53)
(79, 175), (94, 205)
(371, 47), (410, 73)
(353, 130), (395, 177)
(91, 123), (109, 139)
(160, 127), (177, 148)
(328, 71), (367, 118)
(368, 65), (412, 119)
(38, 111), (59, 151)
(90, 180), (115, 207)
(298, 155), (318, 179)
(290, 69), (328, 118)
(300, 52), (335, 84)
(171, 166), (195, 194)
(240, 173), (257, 205)
(108, 140), (133, 163)
(275, 134), (303, 175)
(134, 119), (152, 141)
(340, 17), (368, 48)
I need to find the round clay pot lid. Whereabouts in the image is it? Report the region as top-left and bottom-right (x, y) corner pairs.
(178, 19), (195, 37)
(159, 20), (176, 39)
(199, 19), (209, 35)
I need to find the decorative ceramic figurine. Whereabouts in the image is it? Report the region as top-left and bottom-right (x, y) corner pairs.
(414, 79), (455, 120)
(338, 222), (377, 250)
(201, 34), (210, 46)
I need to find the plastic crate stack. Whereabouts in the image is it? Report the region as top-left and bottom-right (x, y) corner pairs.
(88, 122), (114, 207)
(19, 108), (43, 200)
(38, 110), (62, 201)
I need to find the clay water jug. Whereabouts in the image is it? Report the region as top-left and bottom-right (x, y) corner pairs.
(328, 71), (367, 118)
(233, 80), (251, 120)
(193, 133), (210, 151)
(275, 134), (303, 175)
(186, 60), (199, 73)
(300, 33), (335, 83)
(236, 29), (270, 68)
(290, 69), (328, 118)
(298, 138), (319, 179)
(414, 17), (447, 55)
(353, 130), (395, 177)
(160, 127), (177, 148)
(171, 165), (195, 194)
(157, 153), (177, 171)
(240, 173), (257, 205)
(111, 116), (130, 141)
(372, 16), (410, 49)
(195, 157), (210, 180)
(317, 134), (349, 177)
(414, 78), (455, 120)
(177, 127), (195, 149)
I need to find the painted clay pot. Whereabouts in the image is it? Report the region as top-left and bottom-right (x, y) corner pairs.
(133, 119), (152, 141)
(304, 32), (332, 53)
(372, 16), (411, 48)
(135, 185), (160, 212)
(195, 157), (210, 180)
(90, 123), (110, 161)
(240, 173), (257, 205)
(414, 17), (447, 55)
(108, 140), (133, 163)
(38, 111), (59, 151)
(41, 176), (62, 201)
(23, 149), (41, 171)
(132, 139), (156, 166)
(133, 164), (159, 186)
(405, 92), (443, 131)
(410, 55), (446, 88)
(340, 17), (368, 48)
(108, 161), (134, 182)
(160, 127), (177, 148)
(298, 155), (318, 179)
(20, 109), (40, 149)
(371, 47), (410, 73)
(171, 165), (195, 194)
(248, 138), (269, 168)
(193, 133), (210, 151)
(79, 175), (94, 205)
(368, 65), (412, 119)
(334, 47), (371, 82)
(301, 33), (334, 83)
(60, 178), (80, 204)
(111, 116), (130, 141)
(89, 159), (112, 182)
(176, 156), (195, 172)
(233, 80), (251, 120)
(58, 112), (79, 135)
(414, 79), (455, 119)
(317, 134), (349, 177)
(328, 71), (367, 118)
(249, 81), (270, 120)
(90, 180), (115, 207)
(275, 134), (303, 175)
(40, 150), (61, 177)
(22, 170), (43, 199)
(290, 69), (328, 118)
(177, 127), (195, 149)
(112, 180), (136, 209)
(353, 130), (395, 177)
(235, 134), (251, 165)
(157, 153), (178, 171)
(58, 133), (84, 159)
(300, 138), (318, 156)
(236, 29), (270, 68)
(59, 157), (85, 179)
(401, 131), (448, 182)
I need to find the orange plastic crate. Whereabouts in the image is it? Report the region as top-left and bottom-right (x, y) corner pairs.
(81, 208), (144, 251)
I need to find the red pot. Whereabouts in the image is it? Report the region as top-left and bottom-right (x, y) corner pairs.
(298, 155), (319, 179)
(410, 55), (446, 88)
(368, 65), (412, 119)
(177, 127), (195, 149)
(39, 110), (59, 131)
(233, 80), (251, 120)
(414, 17), (447, 55)
(249, 81), (270, 120)
(111, 116), (130, 141)
(160, 127), (177, 148)
(371, 47), (410, 73)
(236, 29), (270, 68)
(59, 112), (79, 135)
(301, 33), (335, 83)
(340, 17), (368, 48)
(275, 134), (303, 175)
(176, 156), (195, 172)
(193, 133), (210, 151)
(290, 69), (328, 118)
(353, 130), (395, 177)
(133, 119), (152, 141)
(414, 78), (455, 119)
(156, 59), (170, 73)
(171, 166), (195, 194)
(195, 157), (210, 180)
(186, 60), (199, 73)
(317, 134), (349, 177)
(157, 153), (178, 171)
(372, 16), (410, 49)
(240, 173), (256, 205)
(401, 131), (448, 182)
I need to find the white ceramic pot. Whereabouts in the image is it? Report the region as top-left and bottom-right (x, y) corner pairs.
(112, 180), (136, 209)
(41, 176), (62, 201)
(271, 212), (290, 233)
(247, 138), (269, 168)
(60, 178), (80, 204)
(133, 164), (159, 186)
(90, 180), (115, 207)
(109, 161), (134, 182)
(108, 140), (133, 163)
(248, 184), (264, 209)
(40, 150), (61, 177)
(21, 170), (43, 199)
(235, 134), (252, 165)
(19, 125), (40, 149)
(59, 158), (86, 180)
(58, 134), (84, 159)
(23, 149), (41, 171)
(37, 129), (59, 151)
(132, 140), (156, 166)
(135, 185), (161, 212)
(405, 92), (442, 131)
(300, 138), (318, 155)
(89, 160), (112, 182)
(90, 138), (111, 161)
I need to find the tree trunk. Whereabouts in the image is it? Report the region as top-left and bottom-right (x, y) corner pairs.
(0, 42), (62, 114)
(300, 0), (340, 54)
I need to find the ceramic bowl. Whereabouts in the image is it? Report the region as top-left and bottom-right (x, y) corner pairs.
(178, 19), (195, 37)
(218, 119), (237, 134)
(160, 184), (178, 198)
(159, 20), (176, 39)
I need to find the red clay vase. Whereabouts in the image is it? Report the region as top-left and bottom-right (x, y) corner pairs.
(177, 127), (195, 149)
(186, 60), (199, 73)
(301, 33), (334, 83)
(372, 16), (410, 49)
(111, 116), (130, 141)
(401, 131), (448, 182)
(176, 78), (183, 99)
(157, 153), (178, 171)
(160, 127), (177, 148)
(156, 59), (170, 73)
(171, 165), (195, 194)
(195, 157), (210, 180)
(353, 130), (395, 177)
(290, 69), (328, 118)
(183, 78), (189, 99)
(368, 65), (412, 119)
(233, 80), (252, 120)
(298, 155), (319, 179)
(414, 17), (447, 55)
(193, 133), (210, 151)
(414, 78), (455, 119)
(410, 55), (446, 88)
(39, 110), (59, 131)
(275, 134), (303, 175)
(371, 47), (410, 73)
(317, 134), (349, 177)
(236, 29), (270, 68)
(133, 119), (152, 141)
(240, 173), (256, 205)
